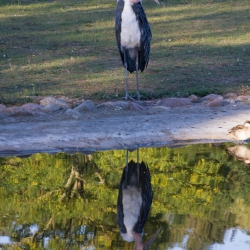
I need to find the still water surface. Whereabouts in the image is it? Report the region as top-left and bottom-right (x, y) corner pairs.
(0, 143), (250, 250)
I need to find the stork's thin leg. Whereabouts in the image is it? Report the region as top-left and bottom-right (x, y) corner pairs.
(123, 53), (129, 101)
(136, 148), (140, 183)
(125, 149), (129, 181)
(137, 148), (139, 166)
(126, 149), (129, 168)
(136, 53), (140, 101)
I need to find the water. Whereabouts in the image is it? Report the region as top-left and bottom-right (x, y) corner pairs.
(0, 143), (250, 250)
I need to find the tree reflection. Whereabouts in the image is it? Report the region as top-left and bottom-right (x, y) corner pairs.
(60, 154), (87, 201)
(0, 143), (250, 249)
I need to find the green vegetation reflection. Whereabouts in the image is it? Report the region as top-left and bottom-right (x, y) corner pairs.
(1, 143), (250, 249)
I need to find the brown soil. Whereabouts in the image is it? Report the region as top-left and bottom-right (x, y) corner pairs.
(1, 97), (250, 157)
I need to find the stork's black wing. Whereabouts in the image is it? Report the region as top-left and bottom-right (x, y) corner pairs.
(115, 0), (125, 67)
(132, 2), (152, 72)
(117, 160), (127, 234)
(133, 161), (153, 233)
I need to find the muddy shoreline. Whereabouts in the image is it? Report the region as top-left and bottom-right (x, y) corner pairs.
(1, 94), (250, 157)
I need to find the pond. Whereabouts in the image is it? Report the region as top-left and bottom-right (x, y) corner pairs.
(0, 143), (250, 250)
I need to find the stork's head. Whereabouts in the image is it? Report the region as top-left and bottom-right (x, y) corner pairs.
(133, 227), (162, 250)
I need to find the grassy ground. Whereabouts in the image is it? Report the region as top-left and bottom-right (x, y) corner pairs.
(0, 0), (249, 104)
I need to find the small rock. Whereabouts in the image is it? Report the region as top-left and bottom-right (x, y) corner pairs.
(42, 103), (62, 113)
(134, 101), (149, 107)
(97, 101), (128, 110)
(125, 102), (145, 111)
(7, 106), (34, 117)
(188, 94), (200, 103)
(0, 104), (7, 111)
(97, 102), (115, 109)
(65, 109), (83, 119)
(21, 103), (40, 109)
(21, 103), (43, 113)
(21, 103), (46, 116)
(202, 94), (223, 102)
(0, 104), (8, 118)
(40, 97), (69, 108)
(151, 106), (170, 111)
(115, 101), (130, 108)
(224, 93), (238, 99)
(158, 98), (192, 108)
(237, 95), (250, 102)
(224, 99), (236, 104)
(204, 99), (230, 107)
(74, 100), (96, 112)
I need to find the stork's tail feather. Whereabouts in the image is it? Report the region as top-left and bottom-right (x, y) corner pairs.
(125, 56), (137, 73)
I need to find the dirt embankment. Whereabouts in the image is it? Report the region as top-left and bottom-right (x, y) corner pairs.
(1, 93), (250, 157)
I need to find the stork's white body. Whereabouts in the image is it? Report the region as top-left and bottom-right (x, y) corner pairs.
(120, 0), (141, 50)
(115, 0), (152, 100)
(121, 186), (142, 241)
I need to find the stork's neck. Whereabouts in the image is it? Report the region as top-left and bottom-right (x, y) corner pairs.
(122, 0), (141, 4)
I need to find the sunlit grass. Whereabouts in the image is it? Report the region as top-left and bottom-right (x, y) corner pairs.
(0, 0), (250, 104)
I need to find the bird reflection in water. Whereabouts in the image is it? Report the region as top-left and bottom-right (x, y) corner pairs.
(228, 120), (250, 144)
(117, 149), (161, 249)
(227, 144), (250, 164)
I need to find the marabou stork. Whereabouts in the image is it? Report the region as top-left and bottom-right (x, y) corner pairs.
(117, 150), (161, 249)
(115, 0), (159, 100)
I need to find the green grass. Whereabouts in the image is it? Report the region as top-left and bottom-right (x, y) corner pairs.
(0, 0), (250, 104)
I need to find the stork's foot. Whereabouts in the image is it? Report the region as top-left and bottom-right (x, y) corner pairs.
(123, 93), (135, 101)
(121, 91), (140, 101)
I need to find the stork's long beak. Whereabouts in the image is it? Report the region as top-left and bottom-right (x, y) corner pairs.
(143, 227), (162, 250)
(154, 0), (160, 5)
